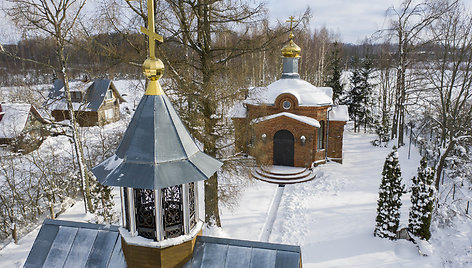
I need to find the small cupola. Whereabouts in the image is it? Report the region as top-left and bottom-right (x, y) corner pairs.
(281, 16), (301, 79)
(92, 1), (222, 266)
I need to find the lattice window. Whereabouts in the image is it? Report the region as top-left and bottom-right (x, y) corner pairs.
(123, 187), (130, 230)
(317, 121), (325, 150)
(188, 182), (196, 229)
(135, 189), (156, 240)
(162, 185), (183, 238)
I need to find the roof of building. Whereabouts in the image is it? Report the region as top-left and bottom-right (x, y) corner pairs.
(23, 219), (126, 268)
(92, 94), (223, 190)
(252, 112), (320, 128)
(46, 79), (125, 112)
(328, 105), (349, 121)
(0, 103), (46, 139)
(183, 236), (302, 268)
(25, 220), (301, 268)
(245, 78), (333, 107)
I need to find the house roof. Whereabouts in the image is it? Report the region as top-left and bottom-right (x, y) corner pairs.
(183, 236), (302, 267)
(252, 112), (320, 128)
(23, 219), (126, 268)
(92, 94), (223, 190)
(0, 103), (46, 139)
(46, 79), (125, 112)
(245, 78), (333, 107)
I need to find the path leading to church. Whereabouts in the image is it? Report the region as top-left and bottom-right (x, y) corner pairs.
(269, 131), (432, 267)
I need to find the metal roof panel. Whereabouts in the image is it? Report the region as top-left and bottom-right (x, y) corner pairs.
(62, 228), (98, 268)
(23, 223), (59, 268)
(42, 226), (78, 268)
(184, 236), (301, 268)
(23, 219), (126, 268)
(93, 93), (222, 190)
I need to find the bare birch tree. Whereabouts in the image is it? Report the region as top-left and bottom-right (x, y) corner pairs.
(4, 0), (94, 212)
(381, 0), (457, 146)
(422, 0), (472, 190)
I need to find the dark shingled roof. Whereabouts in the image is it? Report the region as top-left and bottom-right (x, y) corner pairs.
(92, 94), (223, 190)
(23, 219), (126, 268)
(183, 236), (302, 268)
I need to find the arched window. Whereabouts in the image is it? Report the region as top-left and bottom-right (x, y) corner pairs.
(317, 121), (325, 150)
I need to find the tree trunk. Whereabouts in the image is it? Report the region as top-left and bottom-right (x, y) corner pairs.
(12, 222), (18, 245)
(57, 42), (93, 213)
(435, 140), (455, 190)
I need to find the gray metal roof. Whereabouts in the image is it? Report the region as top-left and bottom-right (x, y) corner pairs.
(24, 219), (126, 268)
(92, 94), (222, 190)
(183, 236), (302, 268)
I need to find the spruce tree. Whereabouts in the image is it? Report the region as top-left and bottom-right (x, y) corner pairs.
(325, 41), (344, 103)
(374, 146), (404, 239)
(345, 58), (363, 132)
(90, 179), (116, 223)
(408, 157), (436, 240)
(359, 57), (375, 132)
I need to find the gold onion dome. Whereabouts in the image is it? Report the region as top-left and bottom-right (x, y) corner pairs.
(281, 33), (301, 58)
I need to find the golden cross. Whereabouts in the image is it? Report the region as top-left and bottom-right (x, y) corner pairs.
(128, 0), (163, 59)
(286, 16), (297, 33)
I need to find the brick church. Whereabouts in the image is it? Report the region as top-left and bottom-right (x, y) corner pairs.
(232, 31), (348, 171)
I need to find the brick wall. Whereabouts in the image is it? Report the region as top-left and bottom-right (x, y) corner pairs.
(232, 92), (346, 166)
(252, 116), (317, 167)
(327, 121), (346, 162)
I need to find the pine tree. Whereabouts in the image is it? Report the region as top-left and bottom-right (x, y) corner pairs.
(325, 41), (344, 103)
(408, 157), (436, 240)
(374, 146), (404, 239)
(359, 57), (375, 133)
(345, 58), (363, 132)
(90, 178), (116, 223)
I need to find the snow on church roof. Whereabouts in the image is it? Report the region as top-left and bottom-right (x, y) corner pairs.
(252, 112), (320, 128)
(0, 103), (32, 139)
(245, 78), (333, 107)
(329, 105), (349, 121)
(229, 102), (247, 118)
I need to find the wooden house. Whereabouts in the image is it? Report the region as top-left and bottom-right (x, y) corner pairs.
(47, 79), (125, 127)
(0, 103), (49, 153)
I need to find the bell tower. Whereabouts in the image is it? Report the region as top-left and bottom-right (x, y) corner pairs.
(92, 0), (222, 267)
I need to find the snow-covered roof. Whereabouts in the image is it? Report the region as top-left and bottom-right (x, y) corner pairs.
(229, 102), (247, 118)
(329, 105), (349, 121)
(46, 80), (124, 112)
(0, 103), (32, 139)
(245, 78), (333, 107)
(252, 112), (320, 128)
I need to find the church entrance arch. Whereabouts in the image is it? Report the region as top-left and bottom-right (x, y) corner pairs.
(273, 130), (294, 166)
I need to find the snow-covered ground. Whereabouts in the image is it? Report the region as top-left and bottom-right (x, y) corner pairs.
(1, 78), (470, 267)
(209, 131), (472, 267)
